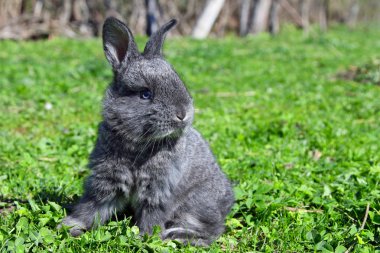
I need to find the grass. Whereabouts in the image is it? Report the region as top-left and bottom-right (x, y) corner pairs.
(1, 25), (380, 252)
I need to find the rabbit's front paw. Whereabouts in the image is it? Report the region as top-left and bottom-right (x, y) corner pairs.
(59, 216), (87, 236)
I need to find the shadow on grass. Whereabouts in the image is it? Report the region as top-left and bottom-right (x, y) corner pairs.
(34, 188), (135, 222)
(0, 195), (26, 214)
(0, 188), (80, 214)
(33, 187), (81, 213)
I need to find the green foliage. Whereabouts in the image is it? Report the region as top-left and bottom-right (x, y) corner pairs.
(337, 58), (380, 85)
(1, 26), (380, 252)
(351, 58), (380, 85)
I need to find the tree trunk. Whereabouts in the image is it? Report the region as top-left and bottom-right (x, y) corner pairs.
(33, 0), (43, 17)
(347, 0), (360, 28)
(214, 0), (232, 37)
(280, 0), (303, 27)
(73, 0), (90, 22)
(0, 0), (23, 26)
(250, 0), (272, 34)
(192, 0), (226, 39)
(129, 0), (146, 35)
(145, 0), (161, 36)
(319, 0), (329, 32)
(60, 0), (72, 25)
(239, 0), (251, 36)
(104, 0), (122, 19)
(269, 0), (281, 35)
(299, 0), (311, 33)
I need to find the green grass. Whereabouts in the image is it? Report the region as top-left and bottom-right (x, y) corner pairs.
(1, 26), (380, 252)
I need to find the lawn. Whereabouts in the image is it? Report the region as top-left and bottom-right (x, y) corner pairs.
(0, 25), (379, 252)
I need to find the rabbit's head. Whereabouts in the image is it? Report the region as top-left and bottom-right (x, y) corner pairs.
(102, 18), (194, 143)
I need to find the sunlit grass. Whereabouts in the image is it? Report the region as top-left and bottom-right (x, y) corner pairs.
(1, 26), (380, 252)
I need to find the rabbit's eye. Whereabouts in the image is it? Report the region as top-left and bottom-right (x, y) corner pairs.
(140, 90), (153, 100)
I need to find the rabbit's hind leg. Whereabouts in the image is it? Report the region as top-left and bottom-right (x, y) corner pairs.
(161, 211), (223, 246)
(161, 227), (212, 246)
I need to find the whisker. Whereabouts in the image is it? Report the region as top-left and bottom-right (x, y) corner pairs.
(149, 138), (156, 159)
(131, 126), (155, 167)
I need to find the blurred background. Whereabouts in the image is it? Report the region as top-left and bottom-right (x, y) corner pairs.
(0, 0), (379, 40)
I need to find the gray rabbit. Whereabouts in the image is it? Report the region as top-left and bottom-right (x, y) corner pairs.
(60, 17), (234, 246)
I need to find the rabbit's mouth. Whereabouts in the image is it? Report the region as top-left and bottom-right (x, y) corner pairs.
(149, 117), (190, 140)
(152, 127), (184, 140)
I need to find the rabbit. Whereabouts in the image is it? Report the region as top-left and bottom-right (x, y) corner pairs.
(60, 17), (234, 246)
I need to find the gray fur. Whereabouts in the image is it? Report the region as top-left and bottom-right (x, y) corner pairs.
(60, 17), (234, 246)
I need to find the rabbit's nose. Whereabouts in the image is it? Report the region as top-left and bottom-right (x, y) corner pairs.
(176, 109), (186, 121)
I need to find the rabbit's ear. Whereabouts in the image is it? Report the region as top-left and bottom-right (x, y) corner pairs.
(103, 17), (139, 69)
(143, 19), (177, 57)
